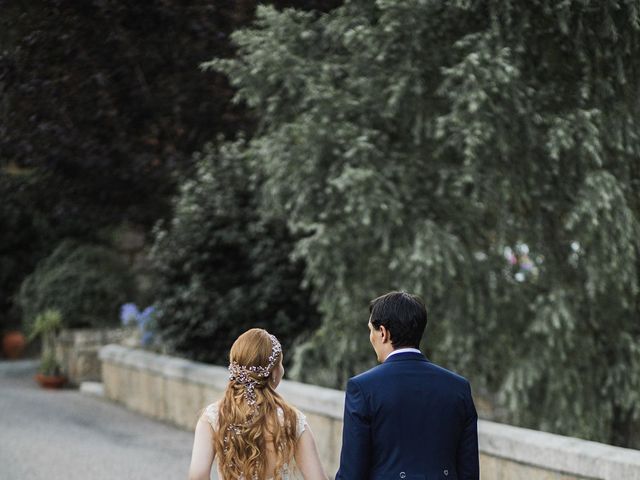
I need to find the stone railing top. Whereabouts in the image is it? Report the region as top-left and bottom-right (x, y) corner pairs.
(58, 327), (129, 345)
(479, 420), (640, 479)
(100, 344), (640, 479)
(99, 344), (345, 419)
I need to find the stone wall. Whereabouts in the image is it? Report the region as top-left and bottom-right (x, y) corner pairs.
(56, 328), (130, 385)
(99, 345), (640, 479)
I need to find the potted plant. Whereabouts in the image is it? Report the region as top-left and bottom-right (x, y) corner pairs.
(28, 309), (66, 389)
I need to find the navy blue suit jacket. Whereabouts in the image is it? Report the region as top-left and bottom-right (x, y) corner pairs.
(336, 352), (479, 480)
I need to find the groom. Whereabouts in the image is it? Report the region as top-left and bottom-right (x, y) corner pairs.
(336, 291), (479, 480)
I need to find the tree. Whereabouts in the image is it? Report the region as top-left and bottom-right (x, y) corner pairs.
(0, 0), (341, 324)
(208, 1), (640, 447)
(0, 0), (255, 228)
(0, 0), (342, 226)
(149, 140), (321, 366)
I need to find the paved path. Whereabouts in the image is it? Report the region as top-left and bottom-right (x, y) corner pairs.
(0, 360), (214, 480)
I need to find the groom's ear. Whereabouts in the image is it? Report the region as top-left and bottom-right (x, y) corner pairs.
(379, 324), (392, 344)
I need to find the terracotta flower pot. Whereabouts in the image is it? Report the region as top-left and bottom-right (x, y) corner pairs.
(2, 331), (27, 359)
(35, 373), (67, 389)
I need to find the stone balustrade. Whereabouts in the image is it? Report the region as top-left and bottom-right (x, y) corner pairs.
(56, 328), (130, 385)
(99, 345), (640, 479)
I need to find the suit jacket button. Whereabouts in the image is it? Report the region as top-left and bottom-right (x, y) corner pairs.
(400, 473), (406, 479)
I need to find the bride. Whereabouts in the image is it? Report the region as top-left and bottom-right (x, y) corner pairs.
(188, 328), (329, 480)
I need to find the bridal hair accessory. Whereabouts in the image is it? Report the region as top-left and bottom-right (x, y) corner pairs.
(228, 333), (282, 406)
(224, 333), (282, 442)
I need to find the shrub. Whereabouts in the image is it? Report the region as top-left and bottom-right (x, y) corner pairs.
(149, 140), (320, 366)
(18, 240), (135, 330)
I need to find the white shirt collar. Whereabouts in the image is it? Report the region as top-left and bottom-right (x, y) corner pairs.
(384, 347), (422, 361)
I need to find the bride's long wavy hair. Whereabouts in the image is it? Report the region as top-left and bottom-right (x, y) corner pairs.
(214, 329), (299, 480)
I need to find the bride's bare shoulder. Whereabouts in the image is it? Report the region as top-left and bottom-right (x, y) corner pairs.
(201, 400), (222, 429)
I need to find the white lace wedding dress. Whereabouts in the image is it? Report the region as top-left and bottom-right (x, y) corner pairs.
(205, 401), (307, 480)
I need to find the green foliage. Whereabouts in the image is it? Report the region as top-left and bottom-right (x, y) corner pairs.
(209, 1), (640, 446)
(0, 1), (253, 229)
(18, 240), (135, 331)
(0, 0), (342, 333)
(28, 309), (63, 376)
(0, 1), (341, 228)
(0, 171), (55, 330)
(28, 309), (63, 342)
(149, 140), (321, 366)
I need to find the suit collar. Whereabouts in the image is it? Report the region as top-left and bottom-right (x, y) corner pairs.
(386, 347), (422, 359)
(383, 351), (429, 363)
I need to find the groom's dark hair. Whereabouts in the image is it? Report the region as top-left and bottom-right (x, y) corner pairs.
(369, 291), (427, 349)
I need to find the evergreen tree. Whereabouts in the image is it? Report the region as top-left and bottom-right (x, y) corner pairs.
(149, 140), (320, 366)
(208, 1), (640, 447)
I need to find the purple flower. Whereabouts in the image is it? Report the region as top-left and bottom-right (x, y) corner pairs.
(120, 303), (157, 347)
(120, 303), (139, 327)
